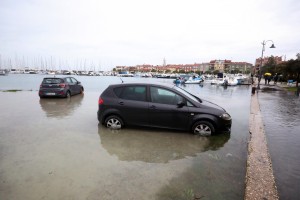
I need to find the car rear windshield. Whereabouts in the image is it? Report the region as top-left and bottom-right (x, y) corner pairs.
(42, 78), (64, 84)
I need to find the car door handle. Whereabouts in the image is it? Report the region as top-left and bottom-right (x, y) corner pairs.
(119, 102), (124, 105)
(150, 105), (156, 109)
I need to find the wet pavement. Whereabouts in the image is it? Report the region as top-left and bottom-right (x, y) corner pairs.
(0, 75), (251, 199)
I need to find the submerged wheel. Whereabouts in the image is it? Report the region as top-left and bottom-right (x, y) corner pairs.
(192, 121), (215, 136)
(105, 115), (123, 129)
(65, 91), (71, 98)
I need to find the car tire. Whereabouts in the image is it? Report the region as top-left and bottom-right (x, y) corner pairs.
(65, 91), (71, 98)
(105, 115), (123, 129)
(192, 121), (215, 136)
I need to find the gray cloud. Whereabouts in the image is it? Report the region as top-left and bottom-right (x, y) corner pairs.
(1, 0), (299, 71)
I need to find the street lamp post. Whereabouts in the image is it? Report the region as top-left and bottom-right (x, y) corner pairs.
(257, 40), (275, 89)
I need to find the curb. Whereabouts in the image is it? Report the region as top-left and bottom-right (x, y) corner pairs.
(244, 91), (279, 200)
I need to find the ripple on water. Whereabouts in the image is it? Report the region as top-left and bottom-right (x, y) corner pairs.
(258, 89), (300, 200)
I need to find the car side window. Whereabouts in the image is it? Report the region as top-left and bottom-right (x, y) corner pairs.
(150, 87), (184, 105)
(65, 78), (72, 83)
(114, 87), (123, 97)
(187, 101), (194, 107)
(115, 86), (146, 102)
(71, 78), (77, 84)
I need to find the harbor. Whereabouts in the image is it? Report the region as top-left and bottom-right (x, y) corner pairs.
(0, 74), (299, 199)
(1, 75), (250, 199)
(1, 0), (300, 198)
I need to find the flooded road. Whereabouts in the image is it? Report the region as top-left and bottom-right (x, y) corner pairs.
(258, 87), (300, 200)
(0, 75), (250, 199)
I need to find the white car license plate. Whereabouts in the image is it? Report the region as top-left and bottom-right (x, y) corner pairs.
(46, 93), (56, 95)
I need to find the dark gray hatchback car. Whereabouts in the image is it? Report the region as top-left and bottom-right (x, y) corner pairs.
(39, 77), (84, 98)
(97, 83), (232, 136)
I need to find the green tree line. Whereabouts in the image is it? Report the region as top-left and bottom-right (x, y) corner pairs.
(261, 54), (300, 87)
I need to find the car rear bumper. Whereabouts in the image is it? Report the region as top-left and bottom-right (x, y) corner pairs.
(97, 110), (100, 122)
(39, 90), (66, 97)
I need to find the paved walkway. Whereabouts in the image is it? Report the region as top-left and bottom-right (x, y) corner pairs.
(244, 85), (279, 200)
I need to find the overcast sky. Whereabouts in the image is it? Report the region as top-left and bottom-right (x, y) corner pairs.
(0, 0), (299, 71)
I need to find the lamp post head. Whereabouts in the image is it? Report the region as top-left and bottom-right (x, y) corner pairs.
(270, 44), (276, 48)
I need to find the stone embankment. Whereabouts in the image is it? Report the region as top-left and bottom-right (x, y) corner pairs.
(245, 84), (279, 200)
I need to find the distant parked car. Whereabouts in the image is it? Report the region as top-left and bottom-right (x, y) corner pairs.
(97, 83), (232, 136)
(39, 77), (84, 98)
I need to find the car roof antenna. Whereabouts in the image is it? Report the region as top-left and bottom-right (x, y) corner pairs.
(120, 77), (124, 83)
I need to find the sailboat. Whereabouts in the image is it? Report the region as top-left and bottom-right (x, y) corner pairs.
(0, 69), (8, 76)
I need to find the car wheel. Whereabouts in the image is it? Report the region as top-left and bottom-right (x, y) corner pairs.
(66, 91), (71, 98)
(105, 115), (123, 129)
(80, 87), (84, 94)
(192, 121), (215, 136)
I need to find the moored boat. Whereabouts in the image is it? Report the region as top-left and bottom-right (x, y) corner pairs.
(117, 71), (134, 77)
(0, 69), (9, 76)
(184, 76), (204, 84)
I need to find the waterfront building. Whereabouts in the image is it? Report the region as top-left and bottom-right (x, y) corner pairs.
(209, 60), (253, 74)
(115, 59), (253, 74)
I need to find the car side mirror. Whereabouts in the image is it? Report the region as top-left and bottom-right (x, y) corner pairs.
(177, 101), (185, 108)
(77, 81), (81, 84)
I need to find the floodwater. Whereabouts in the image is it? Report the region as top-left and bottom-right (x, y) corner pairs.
(0, 74), (250, 200)
(258, 87), (300, 200)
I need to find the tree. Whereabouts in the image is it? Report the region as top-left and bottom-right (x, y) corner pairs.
(245, 70), (251, 74)
(224, 69), (230, 73)
(274, 62), (287, 80)
(262, 56), (276, 75)
(213, 70), (219, 75)
(286, 58), (300, 87)
(195, 70), (201, 75)
(231, 69), (239, 74)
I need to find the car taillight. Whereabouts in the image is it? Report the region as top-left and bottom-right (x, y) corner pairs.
(59, 83), (66, 88)
(98, 98), (104, 105)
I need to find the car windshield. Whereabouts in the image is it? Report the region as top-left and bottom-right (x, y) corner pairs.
(173, 85), (202, 103)
(42, 78), (63, 84)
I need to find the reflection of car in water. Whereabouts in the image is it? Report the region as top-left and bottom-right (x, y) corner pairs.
(98, 125), (230, 163)
(39, 94), (84, 118)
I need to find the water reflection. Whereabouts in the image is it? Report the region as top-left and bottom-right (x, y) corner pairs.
(259, 89), (300, 200)
(39, 95), (84, 118)
(260, 90), (300, 127)
(180, 83), (247, 99)
(98, 125), (230, 163)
